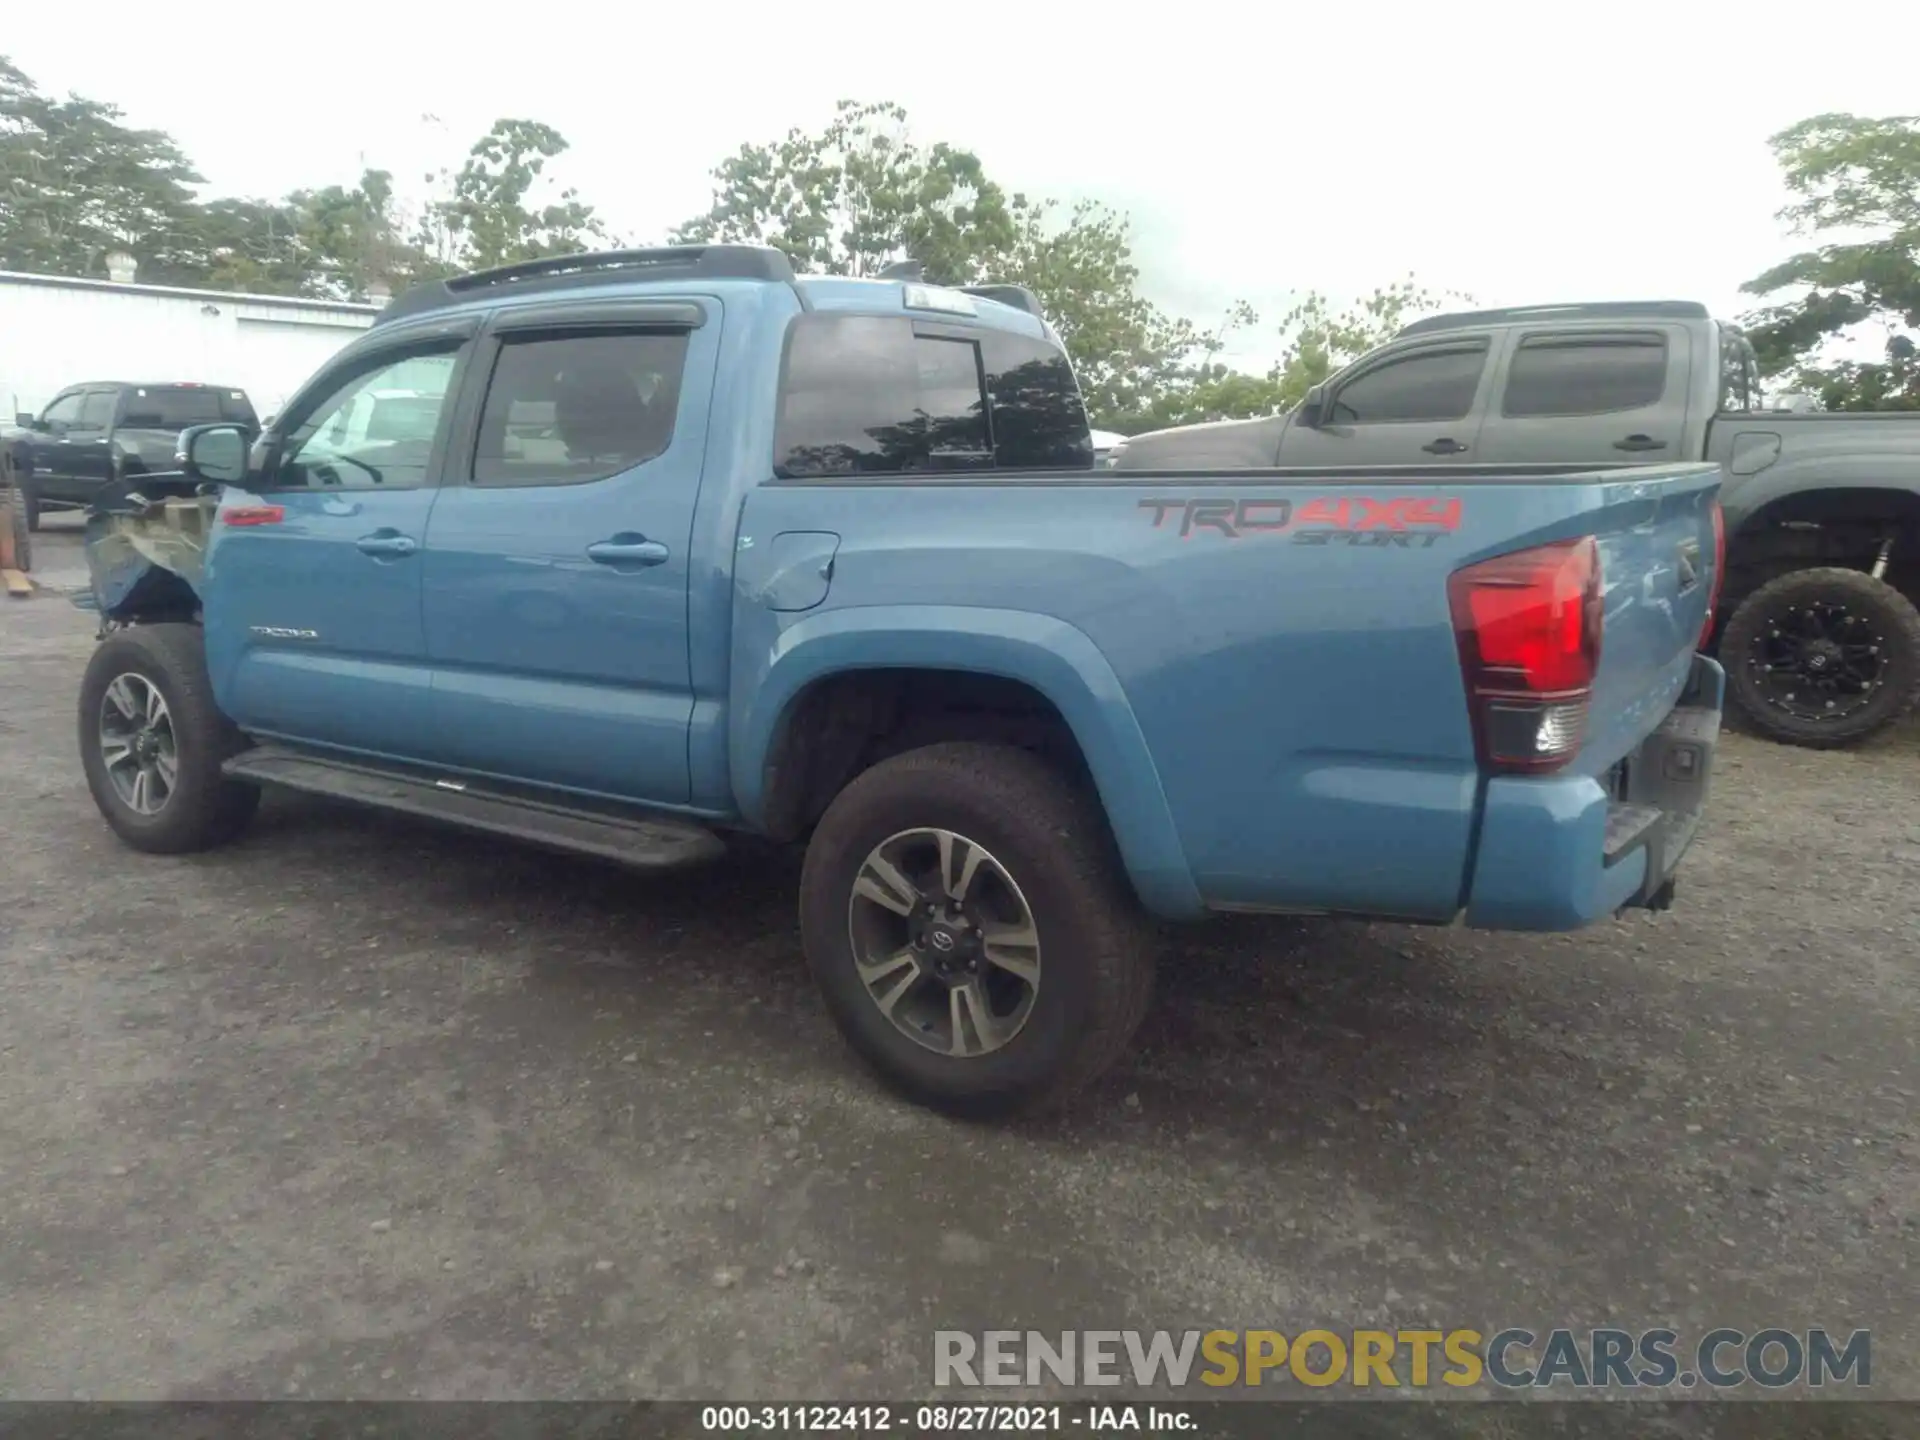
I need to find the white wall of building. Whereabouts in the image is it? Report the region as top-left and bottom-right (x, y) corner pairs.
(0, 273), (378, 425)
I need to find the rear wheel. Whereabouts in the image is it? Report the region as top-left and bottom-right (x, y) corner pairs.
(78, 624), (260, 853)
(1721, 566), (1920, 748)
(799, 741), (1155, 1117)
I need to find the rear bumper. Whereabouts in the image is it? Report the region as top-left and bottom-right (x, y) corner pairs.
(1463, 654), (1724, 931)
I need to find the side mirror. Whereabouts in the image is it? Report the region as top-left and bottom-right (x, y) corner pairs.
(14, 412), (37, 429)
(1297, 384), (1328, 428)
(176, 423), (249, 485)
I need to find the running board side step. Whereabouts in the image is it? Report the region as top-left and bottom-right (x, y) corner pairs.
(222, 745), (728, 870)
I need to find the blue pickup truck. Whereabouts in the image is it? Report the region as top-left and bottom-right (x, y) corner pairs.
(76, 245), (1726, 1114)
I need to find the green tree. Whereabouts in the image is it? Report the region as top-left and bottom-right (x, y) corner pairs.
(187, 195), (308, 294)
(421, 119), (608, 273)
(673, 99), (1018, 281)
(988, 197), (1211, 427)
(180, 169), (440, 301)
(0, 55), (207, 283)
(1740, 112), (1920, 411)
(677, 99), (1452, 432)
(286, 168), (443, 299)
(673, 102), (1224, 427)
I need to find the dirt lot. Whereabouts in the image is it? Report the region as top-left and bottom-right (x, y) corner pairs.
(2, 517), (1916, 1415)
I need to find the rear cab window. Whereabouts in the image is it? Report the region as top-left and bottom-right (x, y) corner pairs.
(1716, 324), (1763, 414)
(119, 385), (258, 430)
(774, 313), (1093, 477)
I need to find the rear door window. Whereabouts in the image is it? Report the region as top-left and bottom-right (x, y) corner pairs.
(774, 314), (1098, 478)
(471, 329), (691, 487)
(76, 390), (117, 429)
(776, 316), (993, 476)
(1501, 333), (1668, 417)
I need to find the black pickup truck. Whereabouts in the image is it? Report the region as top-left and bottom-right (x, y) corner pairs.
(4, 382), (260, 530)
(1114, 300), (1920, 749)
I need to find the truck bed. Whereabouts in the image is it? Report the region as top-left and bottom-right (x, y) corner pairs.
(732, 460), (1722, 924)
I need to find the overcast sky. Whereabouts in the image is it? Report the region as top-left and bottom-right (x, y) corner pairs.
(9, 1), (1919, 371)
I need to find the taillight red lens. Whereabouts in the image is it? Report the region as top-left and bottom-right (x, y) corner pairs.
(1449, 536), (1602, 774)
(222, 505), (285, 527)
(1699, 498), (1726, 650)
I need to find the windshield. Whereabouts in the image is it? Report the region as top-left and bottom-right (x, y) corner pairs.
(120, 386), (257, 430)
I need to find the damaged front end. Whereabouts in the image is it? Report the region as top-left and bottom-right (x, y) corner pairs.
(80, 472), (218, 629)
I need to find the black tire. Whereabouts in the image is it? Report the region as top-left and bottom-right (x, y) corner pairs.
(1721, 567), (1920, 749)
(18, 476), (41, 533)
(5, 482), (26, 572)
(799, 741), (1156, 1117)
(78, 624), (260, 854)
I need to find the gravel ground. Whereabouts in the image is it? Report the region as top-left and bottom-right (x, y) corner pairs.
(2, 518), (1916, 1420)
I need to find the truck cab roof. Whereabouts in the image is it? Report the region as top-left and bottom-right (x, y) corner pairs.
(1396, 300), (1714, 339)
(374, 245), (1054, 343)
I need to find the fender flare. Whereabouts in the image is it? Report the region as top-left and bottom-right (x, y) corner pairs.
(731, 605), (1204, 919)
(1724, 457), (1920, 536)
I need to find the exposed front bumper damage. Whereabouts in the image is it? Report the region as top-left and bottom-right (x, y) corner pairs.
(1464, 653), (1725, 931)
(80, 474), (214, 621)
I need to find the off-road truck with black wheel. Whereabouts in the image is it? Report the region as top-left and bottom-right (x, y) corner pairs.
(1115, 301), (1920, 748)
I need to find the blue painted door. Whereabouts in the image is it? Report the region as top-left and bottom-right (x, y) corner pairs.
(420, 307), (719, 804)
(204, 342), (470, 759)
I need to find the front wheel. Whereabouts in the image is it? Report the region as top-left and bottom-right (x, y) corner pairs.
(799, 741), (1156, 1117)
(78, 624), (260, 853)
(1720, 567), (1920, 748)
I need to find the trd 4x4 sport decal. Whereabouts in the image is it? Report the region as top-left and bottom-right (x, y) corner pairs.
(1139, 496), (1464, 546)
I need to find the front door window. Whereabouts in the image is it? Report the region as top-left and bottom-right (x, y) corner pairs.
(274, 351), (460, 491)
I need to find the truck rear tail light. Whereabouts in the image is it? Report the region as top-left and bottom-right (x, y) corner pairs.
(1699, 498), (1726, 650)
(1448, 536), (1602, 775)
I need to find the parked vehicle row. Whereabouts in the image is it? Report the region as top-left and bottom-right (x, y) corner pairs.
(76, 245), (1724, 1116)
(1113, 301), (1920, 748)
(4, 381), (259, 529)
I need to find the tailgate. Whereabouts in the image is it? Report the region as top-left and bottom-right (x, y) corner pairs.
(1577, 463), (1722, 772)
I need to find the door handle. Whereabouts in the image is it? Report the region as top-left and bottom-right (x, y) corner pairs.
(1614, 434), (1668, 453)
(1421, 438), (1468, 455)
(355, 531), (417, 557)
(586, 535), (669, 568)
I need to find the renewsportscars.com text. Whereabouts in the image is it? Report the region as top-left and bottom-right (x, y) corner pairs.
(933, 1327), (1871, 1391)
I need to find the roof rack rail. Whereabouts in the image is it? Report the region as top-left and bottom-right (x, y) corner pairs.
(1397, 299), (1712, 339)
(374, 245), (798, 326)
(1397, 299), (1711, 337)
